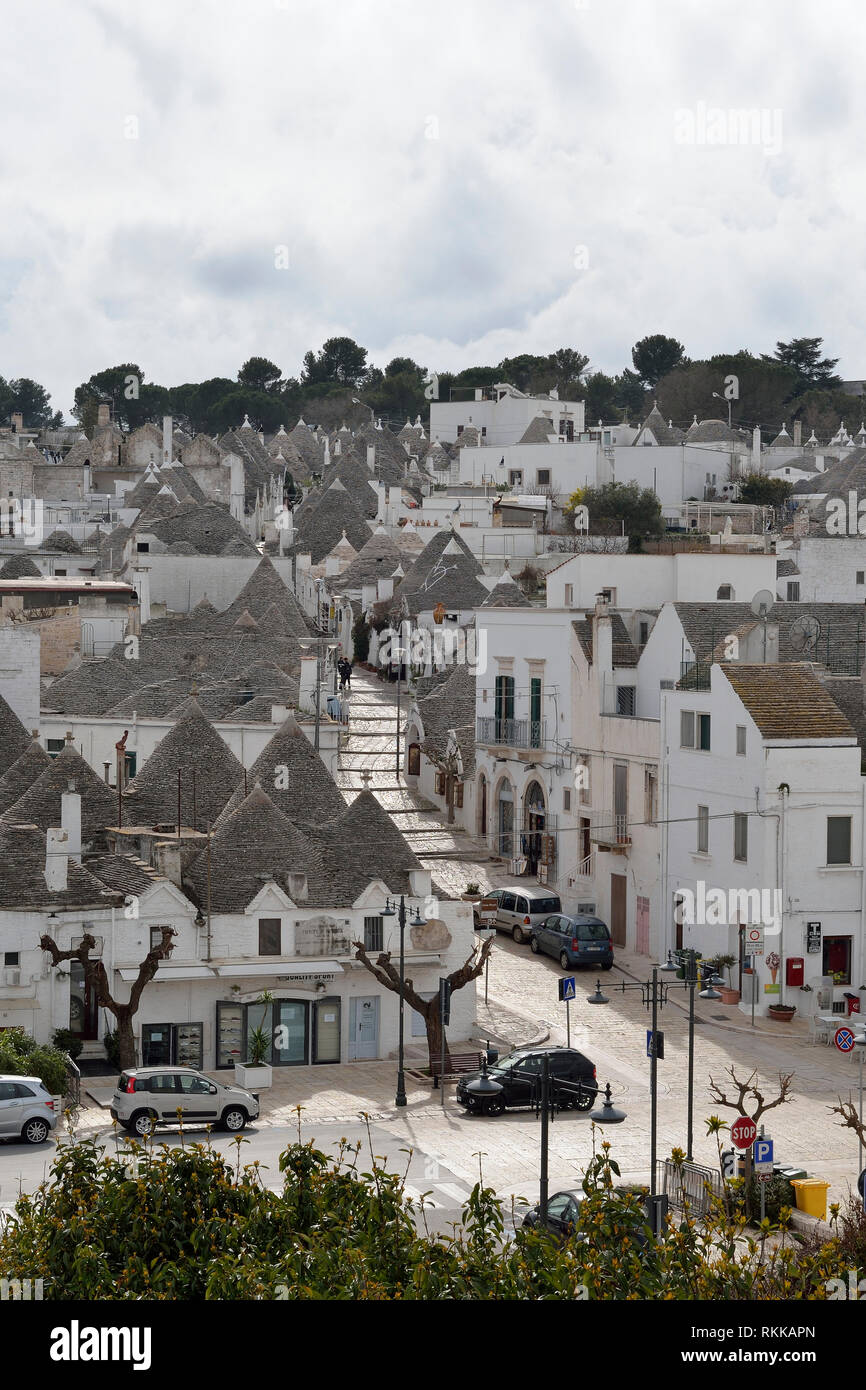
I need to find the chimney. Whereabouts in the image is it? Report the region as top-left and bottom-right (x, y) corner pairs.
(752, 426), (761, 470)
(793, 420), (802, 447)
(60, 785), (82, 863)
(97, 402), (111, 428)
(366, 445), (376, 470)
(153, 839), (183, 887)
(593, 592), (613, 705)
(227, 452), (245, 523)
(132, 564), (151, 625)
(10, 411), (23, 433)
(324, 555), (341, 576)
(299, 653), (319, 717)
(270, 703), (291, 723)
(377, 576), (395, 601)
(287, 871), (308, 902)
(45, 828), (69, 891)
(297, 552), (312, 572)
(162, 415), (173, 464)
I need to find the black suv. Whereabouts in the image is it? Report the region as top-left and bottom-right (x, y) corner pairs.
(456, 1047), (597, 1117)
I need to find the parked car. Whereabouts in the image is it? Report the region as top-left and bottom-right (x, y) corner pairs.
(522, 1188), (586, 1239)
(522, 1187), (649, 1247)
(456, 1046), (597, 1116)
(530, 912), (614, 970)
(479, 886), (563, 943)
(110, 1067), (260, 1138)
(0, 1075), (58, 1145)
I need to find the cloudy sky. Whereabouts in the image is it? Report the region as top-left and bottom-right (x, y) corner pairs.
(1, 0), (862, 417)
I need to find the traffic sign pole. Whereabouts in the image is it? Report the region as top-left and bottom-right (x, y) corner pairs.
(566, 997), (571, 1049)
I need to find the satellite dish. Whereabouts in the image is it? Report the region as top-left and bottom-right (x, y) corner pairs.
(749, 589), (775, 620)
(789, 614), (821, 653)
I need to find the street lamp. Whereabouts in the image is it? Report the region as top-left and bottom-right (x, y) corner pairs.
(463, 1057), (504, 1113)
(586, 966), (668, 1194)
(381, 894), (426, 1107)
(530, 1056), (625, 1222)
(590, 1081), (627, 1125)
(855, 1033), (866, 1172)
(712, 390), (732, 430)
(299, 630), (338, 752)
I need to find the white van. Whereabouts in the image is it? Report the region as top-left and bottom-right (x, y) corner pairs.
(489, 885), (563, 944)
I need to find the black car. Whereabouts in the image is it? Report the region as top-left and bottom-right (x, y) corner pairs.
(455, 1046), (597, 1117)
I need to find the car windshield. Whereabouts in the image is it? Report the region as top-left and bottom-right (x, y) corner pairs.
(575, 922), (610, 941)
(530, 898), (561, 915)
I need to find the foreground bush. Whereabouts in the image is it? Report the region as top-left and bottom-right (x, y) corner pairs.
(0, 1133), (856, 1299)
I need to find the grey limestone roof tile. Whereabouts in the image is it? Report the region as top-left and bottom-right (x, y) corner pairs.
(0, 740), (51, 814)
(2, 741), (117, 847)
(121, 698), (246, 829)
(215, 712), (345, 827)
(0, 692), (34, 775)
(0, 554), (42, 579)
(0, 821), (122, 910)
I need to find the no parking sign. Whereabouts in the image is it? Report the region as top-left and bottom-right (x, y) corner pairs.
(744, 926), (764, 956)
(835, 1025), (856, 1053)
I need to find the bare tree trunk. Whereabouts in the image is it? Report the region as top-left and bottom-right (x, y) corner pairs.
(115, 1010), (137, 1071)
(424, 1005), (449, 1074)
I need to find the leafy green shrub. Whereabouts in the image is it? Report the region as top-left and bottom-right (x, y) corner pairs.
(742, 1174), (796, 1223)
(351, 615), (370, 664)
(0, 1031), (69, 1096)
(51, 1028), (83, 1061)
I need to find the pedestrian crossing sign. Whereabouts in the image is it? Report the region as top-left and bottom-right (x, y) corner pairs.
(559, 977), (576, 1002)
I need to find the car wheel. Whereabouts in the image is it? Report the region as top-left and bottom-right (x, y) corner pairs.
(560, 952), (570, 970)
(574, 1089), (596, 1112)
(601, 962), (613, 971)
(22, 1117), (50, 1145)
(130, 1110), (157, 1138)
(512, 925), (525, 944)
(530, 936), (540, 954)
(222, 1106), (248, 1132)
(484, 1095), (505, 1117)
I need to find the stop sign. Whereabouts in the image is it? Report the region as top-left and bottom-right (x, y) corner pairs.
(731, 1116), (758, 1151)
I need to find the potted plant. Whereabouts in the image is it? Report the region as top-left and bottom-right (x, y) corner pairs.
(461, 882), (482, 901)
(235, 991), (274, 1089)
(714, 953), (740, 1005)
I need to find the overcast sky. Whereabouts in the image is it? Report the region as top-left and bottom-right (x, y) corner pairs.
(1, 0), (862, 418)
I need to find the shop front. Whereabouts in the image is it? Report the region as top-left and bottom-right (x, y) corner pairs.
(214, 961), (345, 1068)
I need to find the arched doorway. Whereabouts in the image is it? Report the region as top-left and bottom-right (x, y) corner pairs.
(523, 780), (546, 875)
(495, 778), (514, 860)
(477, 772), (488, 840)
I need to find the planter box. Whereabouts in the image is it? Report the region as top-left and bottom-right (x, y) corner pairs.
(718, 987), (740, 1005)
(767, 1007), (796, 1023)
(234, 1063), (272, 1089)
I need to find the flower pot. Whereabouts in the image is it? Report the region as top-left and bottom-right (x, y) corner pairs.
(767, 1006), (796, 1023)
(718, 987), (740, 1005)
(234, 1062), (272, 1089)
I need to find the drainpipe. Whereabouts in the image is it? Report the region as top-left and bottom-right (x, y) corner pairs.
(754, 787), (782, 1008)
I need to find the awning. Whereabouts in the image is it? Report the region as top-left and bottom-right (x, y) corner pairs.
(116, 965), (217, 983)
(214, 961), (344, 980)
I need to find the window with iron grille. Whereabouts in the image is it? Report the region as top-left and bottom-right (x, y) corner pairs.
(364, 916), (384, 951)
(697, 805), (709, 854)
(787, 581), (800, 601)
(616, 686), (635, 716)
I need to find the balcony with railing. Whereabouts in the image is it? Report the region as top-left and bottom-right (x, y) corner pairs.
(588, 809), (631, 851)
(477, 715), (548, 750)
(679, 660), (712, 691)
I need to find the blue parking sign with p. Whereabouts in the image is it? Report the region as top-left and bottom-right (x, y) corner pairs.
(753, 1138), (773, 1166)
(559, 977), (576, 1002)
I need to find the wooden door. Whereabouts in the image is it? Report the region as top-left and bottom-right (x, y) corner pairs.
(610, 872), (627, 948)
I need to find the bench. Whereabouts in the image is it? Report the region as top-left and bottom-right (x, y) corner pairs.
(430, 1051), (484, 1080)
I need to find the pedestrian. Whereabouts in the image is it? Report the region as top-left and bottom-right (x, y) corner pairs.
(344, 660), (352, 690)
(338, 658), (350, 692)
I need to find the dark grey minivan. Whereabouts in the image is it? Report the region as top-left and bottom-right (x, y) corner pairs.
(490, 886), (563, 944)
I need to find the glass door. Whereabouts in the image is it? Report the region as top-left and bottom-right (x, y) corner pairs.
(313, 999), (341, 1064)
(141, 1024), (173, 1067)
(274, 1001), (308, 1065)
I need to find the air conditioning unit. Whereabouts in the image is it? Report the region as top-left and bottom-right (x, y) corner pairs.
(3, 967), (21, 986)
(577, 902), (596, 916)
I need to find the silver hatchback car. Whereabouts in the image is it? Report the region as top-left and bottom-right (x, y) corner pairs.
(110, 1067), (260, 1138)
(0, 1075), (58, 1145)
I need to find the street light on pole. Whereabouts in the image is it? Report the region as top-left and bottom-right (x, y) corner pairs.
(381, 894), (426, 1108)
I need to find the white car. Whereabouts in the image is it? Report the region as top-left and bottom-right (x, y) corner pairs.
(0, 1075), (58, 1144)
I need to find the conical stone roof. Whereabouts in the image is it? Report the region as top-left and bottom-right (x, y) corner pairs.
(184, 783), (319, 912)
(122, 698), (246, 829)
(0, 740), (51, 814)
(304, 790), (421, 902)
(0, 692), (33, 776)
(215, 713), (345, 827)
(2, 741), (117, 848)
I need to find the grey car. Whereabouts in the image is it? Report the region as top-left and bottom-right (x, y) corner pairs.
(488, 886), (563, 944)
(110, 1067), (260, 1138)
(0, 1075), (58, 1145)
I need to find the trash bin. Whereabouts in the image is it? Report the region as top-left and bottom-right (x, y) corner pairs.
(775, 1164), (807, 1182)
(791, 1179), (831, 1220)
(485, 1042), (499, 1065)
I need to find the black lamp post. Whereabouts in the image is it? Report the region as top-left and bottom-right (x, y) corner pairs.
(381, 894), (425, 1107)
(531, 1056), (625, 1222)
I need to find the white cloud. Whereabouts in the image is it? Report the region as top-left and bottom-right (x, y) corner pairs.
(0, 0), (864, 416)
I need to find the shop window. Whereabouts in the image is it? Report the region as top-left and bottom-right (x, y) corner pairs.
(823, 935), (852, 985)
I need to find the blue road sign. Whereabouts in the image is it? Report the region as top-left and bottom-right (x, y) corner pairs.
(753, 1138), (774, 1166)
(646, 1029), (665, 1060)
(559, 977), (576, 1002)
